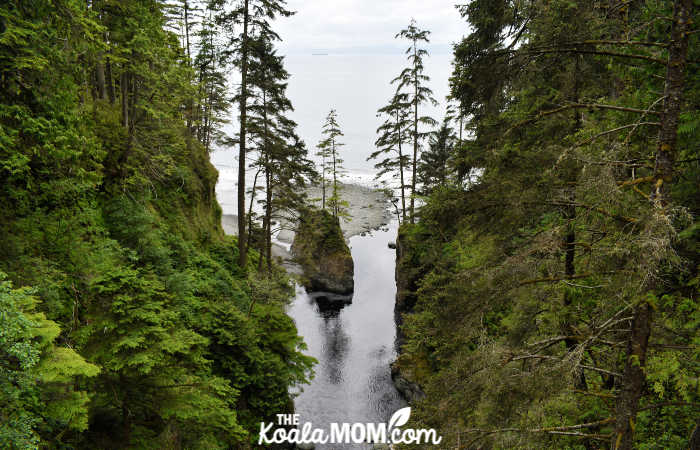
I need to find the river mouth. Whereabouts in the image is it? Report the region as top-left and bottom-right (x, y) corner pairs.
(288, 220), (405, 449)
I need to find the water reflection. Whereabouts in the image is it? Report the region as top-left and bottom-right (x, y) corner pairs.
(288, 221), (406, 450)
(320, 311), (349, 384)
(310, 293), (352, 318)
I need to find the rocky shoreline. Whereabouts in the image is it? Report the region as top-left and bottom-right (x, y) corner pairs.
(221, 182), (392, 271)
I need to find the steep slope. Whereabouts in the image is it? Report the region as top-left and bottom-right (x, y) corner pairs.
(0, 1), (313, 448)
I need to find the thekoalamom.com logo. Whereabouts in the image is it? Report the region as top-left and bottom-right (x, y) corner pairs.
(258, 407), (442, 446)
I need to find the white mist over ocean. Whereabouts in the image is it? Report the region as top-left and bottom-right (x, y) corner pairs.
(210, 51), (455, 216)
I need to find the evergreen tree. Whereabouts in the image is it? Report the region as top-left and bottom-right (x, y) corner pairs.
(209, 0), (294, 268)
(393, 19), (438, 223)
(316, 109), (347, 219)
(394, 1), (700, 449)
(369, 90), (412, 222)
(0, 274), (99, 447)
(315, 134), (329, 211)
(193, 6), (231, 152)
(245, 37), (314, 273)
(418, 117), (455, 194)
(0, 0), (314, 447)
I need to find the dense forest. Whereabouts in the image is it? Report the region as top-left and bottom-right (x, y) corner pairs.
(0, 0), (316, 448)
(2, 0), (699, 449)
(394, 0), (700, 449)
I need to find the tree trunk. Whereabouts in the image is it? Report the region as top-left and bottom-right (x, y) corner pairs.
(263, 91), (272, 274)
(96, 62), (107, 100)
(247, 168), (261, 250)
(105, 54), (115, 104)
(397, 110), (406, 223)
(130, 74), (138, 132)
(410, 41), (418, 224)
(564, 56), (587, 392)
(689, 420), (700, 450)
(266, 169), (272, 274)
(459, 112), (463, 143)
(613, 1), (692, 448)
(183, 0), (191, 62)
(183, 0), (194, 131)
(121, 71), (129, 128)
(237, 0), (250, 268)
(321, 155), (326, 210)
(257, 216), (265, 272)
(332, 138), (337, 217)
(93, 0), (106, 100)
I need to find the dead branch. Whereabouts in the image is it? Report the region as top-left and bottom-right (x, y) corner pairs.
(632, 185), (650, 200)
(624, 96), (667, 144)
(507, 103), (661, 135)
(618, 175), (656, 187)
(547, 201), (638, 224)
(576, 122), (660, 147)
(572, 389), (617, 399)
(519, 273), (593, 286)
(510, 354), (623, 378)
(562, 280), (606, 289)
(529, 48), (666, 64)
(566, 40), (669, 48)
(637, 402), (700, 412)
(463, 418), (614, 440)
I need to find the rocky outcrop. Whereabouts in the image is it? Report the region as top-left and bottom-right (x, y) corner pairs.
(292, 208), (354, 295)
(393, 224), (429, 403)
(394, 227), (423, 348)
(391, 361), (426, 403)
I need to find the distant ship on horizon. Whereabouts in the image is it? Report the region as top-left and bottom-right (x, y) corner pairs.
(311, 52), (329, 56)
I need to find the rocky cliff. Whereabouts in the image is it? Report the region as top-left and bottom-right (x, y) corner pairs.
(392, 224), (428, 402)
(291, 208), (354, 295)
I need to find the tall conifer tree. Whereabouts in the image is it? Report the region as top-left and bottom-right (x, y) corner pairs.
(394, 19), (438, 223)
(370, 91), (412, 222)
(210, 0), (294, 267)
(316, 109), (346, 219)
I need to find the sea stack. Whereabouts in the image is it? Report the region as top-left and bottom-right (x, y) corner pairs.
(291, 208), (354, 295)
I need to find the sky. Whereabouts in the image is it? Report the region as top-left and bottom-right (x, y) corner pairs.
(211, 0), (470, 212)
(274, 0), (468, 54)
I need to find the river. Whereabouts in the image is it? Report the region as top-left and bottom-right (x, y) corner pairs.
(288, 220), (406, 450)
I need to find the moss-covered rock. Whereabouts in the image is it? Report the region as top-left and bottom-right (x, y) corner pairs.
(291, 208), (354, 295)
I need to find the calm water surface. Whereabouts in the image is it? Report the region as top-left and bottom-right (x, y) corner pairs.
(288, 220), (405, 449)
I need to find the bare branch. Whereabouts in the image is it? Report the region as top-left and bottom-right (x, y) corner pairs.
(576, 122), (660, 147)
(507, 103), (661, 135)
(566, 39), (669, 48)
(519, 273), (593, 286)
(618, 175), (655, 187)
(462, 418), (615, 440)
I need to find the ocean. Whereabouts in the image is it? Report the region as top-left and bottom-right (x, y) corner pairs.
(210, 51), (454, 216)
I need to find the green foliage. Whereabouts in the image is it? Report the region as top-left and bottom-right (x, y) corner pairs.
(370, 90), (412, 222)
(417, 118), (456, 194)
(0, 273), (99, 449)
(0, 0), (314, 448)
(317, 109), (349, 219)
(395, 0), (700, 448)
(294, 208), (348, 256)
(243, 36), (315, 272)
